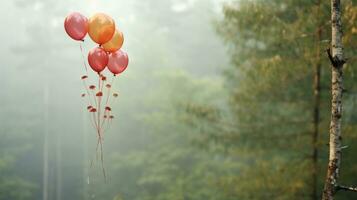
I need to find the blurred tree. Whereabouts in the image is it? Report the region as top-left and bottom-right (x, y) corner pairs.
(0, 127), (37, 200)
(189, 0), (357, 199)
(215, 1), (330, 198)
(90, 1), (357, 199)
(312, 1), (323, 199)
(4, 0), (357, 200)
(87, 69), (233, 200)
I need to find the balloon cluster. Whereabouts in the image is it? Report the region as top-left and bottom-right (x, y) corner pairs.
(64, 12), (129, 74)
(64, 12), (129, 178)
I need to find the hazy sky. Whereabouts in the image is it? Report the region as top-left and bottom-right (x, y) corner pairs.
(0, 1), (231, 198)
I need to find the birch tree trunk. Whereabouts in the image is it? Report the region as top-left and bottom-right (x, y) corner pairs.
(322, 0), (345, 199)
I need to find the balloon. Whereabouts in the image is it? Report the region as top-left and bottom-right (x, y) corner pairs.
(64, 12), (88, 41)
(102, 30), (124, 53)
(107, 50), (129, 75)
(88, 13), (115, 44)
(88, 47), (109, 73)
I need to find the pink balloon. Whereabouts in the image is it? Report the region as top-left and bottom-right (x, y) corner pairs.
(88, 47), (109, 73)
(107, 50), (129, 75)
(64, 12), (88, 41)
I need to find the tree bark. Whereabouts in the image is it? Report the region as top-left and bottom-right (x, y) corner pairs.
(322, 0), (345, 199)
(312, 1), (322, 200)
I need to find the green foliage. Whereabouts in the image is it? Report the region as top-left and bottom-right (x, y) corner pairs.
(0, 177), (36, 200)
(0, 130), (37, 200)
(200, 0), (357, 199)
(1, 1), (357, 199)
(87, 70), (234, 200)
(87, 1), (357, 199)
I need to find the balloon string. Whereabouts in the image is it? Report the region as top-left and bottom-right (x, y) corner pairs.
(82, 79), (94, 106)
(78, 44), (107, 182)
(83, 105), (96, 131)
(96, 75), (101, 138)
(101, 112), (110, 133)
(100, 75), (105, 92)
(102, 111), (112, 133)
(96, 74), (106, 182)
(80, 42), (98, 134)
(99, 137), (107, 182)
(80, 82), (97, 130)
(100, 110), (107, 131)
(79, 42), (88, 73)
(110, 79), (118, 107)
(80, 42), (99, 174)
(79, 42), (98, 134)
(105, 76), (116, 106)
(96, 75), (101, 150)
(100, 76), (116, 131)
(91, 89), (98, 109)
(107, 118), (113, 131)
(92, 112), (98, 135)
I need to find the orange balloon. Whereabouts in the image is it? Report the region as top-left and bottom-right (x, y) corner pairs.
(88, 13), (115, 44)
(102, 30), (124, 53)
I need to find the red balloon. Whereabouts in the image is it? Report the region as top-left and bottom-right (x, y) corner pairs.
(88, 47), (109, 73)
(64, 12), (88, 41)
(107, 50), (129, 75)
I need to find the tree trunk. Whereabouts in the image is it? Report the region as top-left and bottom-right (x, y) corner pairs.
(312, 1), (322, 200)
(56, 131), (62, 200)
(43, 84), (49, 200)
(82, 110), (89, 200)
(322, 0), (345, 199)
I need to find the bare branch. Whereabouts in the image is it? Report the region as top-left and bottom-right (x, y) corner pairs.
(326, 48), (346, 67)
(336, 185), (357, 192)
(326, 48), (334, 64)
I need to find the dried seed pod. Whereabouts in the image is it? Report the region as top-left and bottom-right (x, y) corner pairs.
(106, 84), (111, 88)
(113, 93), (118, 97)
(87, 105), (93, 110)
(89, 85), (96, 90)
(109, 115), (114, 119)
(105, 106), (111, 111)
(81, 93), (86, 97)
(81, 75), (88, 80)
(89, 108), (97, 112)
(103, 115), (107, 118)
